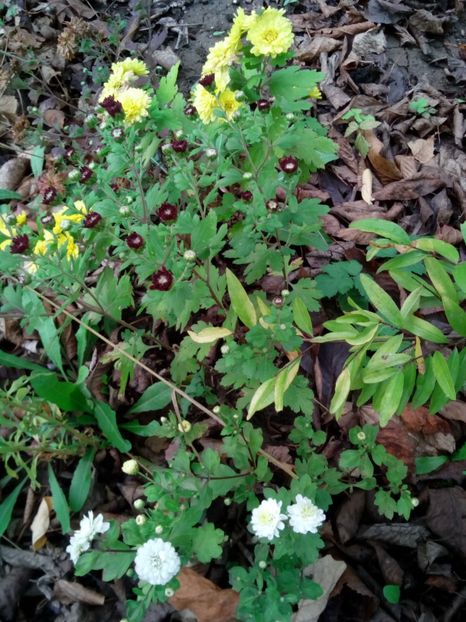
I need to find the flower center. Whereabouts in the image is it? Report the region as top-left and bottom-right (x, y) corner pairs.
(263, 29), (278, 43)
(260, 511), (276, 525)
(150, 553), (163, 570)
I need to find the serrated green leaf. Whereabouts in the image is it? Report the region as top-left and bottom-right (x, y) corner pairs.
(226, 268), (256, 328)
(359, 274), (402, 327)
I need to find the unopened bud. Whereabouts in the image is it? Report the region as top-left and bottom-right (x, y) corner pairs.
(122, 459), (139, 475)
(135, 514), (147, 526)
(183, 249), (196, 261)
(242, 172), (253, 180)
(133, 499), (145, 511)
(220, 344), (229, 355)
(178, 420), (191, 433)
(155, 524), (164, 534)
(213, 405), (221, 414)
(258, 560), (267, 569)
(281, 289), (290, 297)
(205, 148), (217, 158)
(356, 431), (366, 442)
(119, 206), (130, 215)
(411, 497), (420, 508)
(165, 587), (174, 598)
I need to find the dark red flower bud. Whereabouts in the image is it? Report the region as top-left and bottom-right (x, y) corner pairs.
(279, 156), (298, 174)
(157, 202), (178, 222)
(10, 234), (29, 254)
(171, 139), (188, 153)
(110, 181), (119, 192)
(80, 166), (93, 183)
(42, 186), (57, 204)
(126, 232), (145, 249)
(101, 96), (123, 117)
(241, 191), (253, 202)
(257, 99), (271, 111)
(184, 105), (197, 116)
(150, 267), (173, 291)
(199, 73), (215, 88)
(83, 212), (102, 228)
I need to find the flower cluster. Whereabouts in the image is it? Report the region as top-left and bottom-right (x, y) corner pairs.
(192, 7), (293, 124)
(66, 511), (110, 564)
(99, 58), (151, 125)
(250, 495), (325, 541)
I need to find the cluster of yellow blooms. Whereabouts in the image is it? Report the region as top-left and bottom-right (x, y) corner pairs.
(193, 7), (294, 124)
(33, 200), (87, 261)
(99, 58), (151, 125)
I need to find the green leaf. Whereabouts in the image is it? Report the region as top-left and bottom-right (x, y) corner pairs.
(415, 455), (448, 475)
(378, 373), (404, 426)
(30, 372), (89, 412)
(30, 145), (45, 177)
(0, 189), (22, 202)
(156, 62), (179, 106)
(424, 257), (458, 303)
(359, 274), (402, 327)
(432, 351), (456, 400)
(0, 349), (44, 372)
(383, 584), (401, 604)
(339, 449), (361, 470)
(401, 314), (447, 344)
(69, 448), (95, 512)
(292, 297), (313, 334)
(247, 377), (275, 420)
(400, 288), (422, 319)
(48, 464), (70, 534)
(75, 550), (134, 581)
(93, 401), (131, 452)
(330, 366), (351, 415)
(192, 522), (224, 563)
(378, 251), (426, 272)
(442, 297), (466, 338)
(188, 326), (232, 343)
(274, 360), (300, 412)
(226, 268), (257, 328)
(0, 478), (27, 538)
(350, 219), (410, 244)
(412, 238), (459, 263)
(128, 382), (172, 414)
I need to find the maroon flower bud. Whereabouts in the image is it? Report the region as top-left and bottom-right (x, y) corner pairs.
(241, 191), (253, 202)
(257, 99), (271, 111)
(42, 186), (57, 204)
(171, 139), (188, 153)
(83, 212), (102, 228)
(279, 156), (298, 174)
(110, 181), (119, 192)
(10, 234), (29, 254)
(101, 96), (123, 117)
(80, 166), (93, 183)
(126, 232), (145, 249)
(184, 105), (197, 116)
(199, 73), (215, 88)
(266, 199), (278, 211)
(150, 267), (173, 291)
(272, 296), (284, 307)
(157, 202), (178, 222)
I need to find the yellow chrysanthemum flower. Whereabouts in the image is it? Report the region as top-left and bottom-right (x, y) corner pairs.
(218, 89), (242, 120)
(0, 217), (13, 250)
(23, 261), (38, 274)
(52, 206), (86, 235)
(56, 232), (79, 260)
(117, 87), (151, 125)
(229, 8), (256, 47)
(16, 211), (27, 226)
(308, 87), (322, 100)
(202, 38), (238, 90)
(192, 84), (218, 124)
(113, 58), (148, 77)
(34, 230), (54, 256)
(246, 8), (293, 58)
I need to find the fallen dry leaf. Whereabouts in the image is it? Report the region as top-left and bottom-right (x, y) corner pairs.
(361, 168), (373, 204)
(31, 496), (52, 551)
(297, 36), (341, 62)
(368, 149), (403, 184)
(0, 157), (29, 190)
(373, 174), (444, 200)
(408, 137), (435, 164)
(441, 400), (466, 422)
(170, 567), (238, 622)
(426, 487), (466, 557)
(54, 580), (105, 606)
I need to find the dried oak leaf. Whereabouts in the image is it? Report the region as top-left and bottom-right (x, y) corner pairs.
(372, 173), (444, 200)
(170, 568), (238, 622)
(367, 149), (403, 184)
(297, 36), (341, 62)
(426, 487), (466, 558)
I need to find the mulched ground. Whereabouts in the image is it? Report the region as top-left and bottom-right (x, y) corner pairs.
(0, 1), (465, 621)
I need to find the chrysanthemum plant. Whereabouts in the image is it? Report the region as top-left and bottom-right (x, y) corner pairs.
(0, 7), (434, 622)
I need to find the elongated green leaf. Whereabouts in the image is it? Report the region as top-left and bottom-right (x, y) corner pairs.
(415, 455), (448, 475)
(412, 238), (459, 263)
(48, 464), (70, 533)
(0, 478), (27, 538)
(379, 373), (404, 426)
(424, 257), (458, 303)
(346, 323), (379, 346)
(274, 360), (300, 412)
(0, 189), (22, 201)
(432, 351), (456, 400)
(128, 382), (172, 414)
(359, 274), (402, 327)
(292, 297), (313, 334)
(453, 263), (466, 295)
(0, 349), (44, 372)
(330, 366), (351, 415)
(378, 251), (425, 273)
(400, 288), (422, 319)
(69, 448), (95, 512)
(442, 297), (466, 337)
(93, 402), (131, 452)
(350, 219), (410, 244)
(247, 377), (275, 420)
(226, 268), (257, 328)
(401, 314), (447, 344)
(30, 145), (45, 177)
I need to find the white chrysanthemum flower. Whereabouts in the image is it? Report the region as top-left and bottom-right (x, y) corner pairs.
(134, 538), (181, 585)
(66, 533), (91, 564)
(78, 511), (110, 541)
(250, 498), (287, 541)
(287, 495), (326, 534)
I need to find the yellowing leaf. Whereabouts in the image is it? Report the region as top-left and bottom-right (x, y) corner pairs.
(330, 366), (351, 416)
(247, 377), (275, 420)
(226, 269), (257, 328)
(187, 327), (232, 344)
(274, 360), (300, 412)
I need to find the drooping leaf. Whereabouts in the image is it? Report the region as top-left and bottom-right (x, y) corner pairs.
(432, 351), (456, 400)
(48, 464), (70, 534)
(69, 448), (95, 512)
(359, 274), (402, 327)
(350, 219), (410, 244)
(226, 268), (257, 328)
